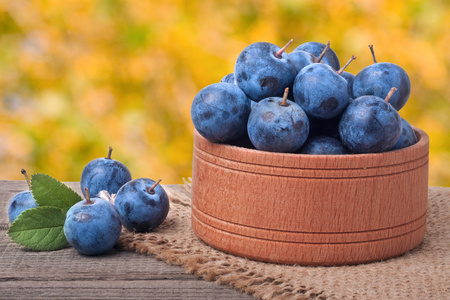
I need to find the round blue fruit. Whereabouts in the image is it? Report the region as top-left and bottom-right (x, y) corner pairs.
(247, 96), (309, 153)
(339, 95), (402, 153)
(293, 63), (350, 119)
(64, 197), (122, 256)
(191, 82), (250, 143)
(294, 41), (340, 71)
(340, 71), (355, 99)
(288, 50), (316, 72)
(299, 136), (349, 155)
(390, 118), (418, 150)
(352, 62), (411, 111)
(234, 42), (297, 102)
(8, 190), (38, 223)
(114, 178), (169, 232)
(221, 73), (236, 84)
(80, 147), (132, 198)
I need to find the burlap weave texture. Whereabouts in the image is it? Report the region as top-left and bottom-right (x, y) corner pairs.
(118, 185), (449, 299)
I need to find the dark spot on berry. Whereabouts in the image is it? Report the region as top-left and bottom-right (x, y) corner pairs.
(367, 101), (381, 107)
(124, 202), (132, 215)
(240, 51), (249, 62)
(142, 197), (156, 207)
(241, 71), (248, 81)
(228, 93), (237, 104)
(259, 76), (278, 91)
(222, 111), (230, 119)
(128, 181), (139, 193)
(232, 106), (239, 114)
(111, 168), (118, 181)
(293, 120), (304, 132)
(202, 111), (213, 120)
(319, 97), (339, 111)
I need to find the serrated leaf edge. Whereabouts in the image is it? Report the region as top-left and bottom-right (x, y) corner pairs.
(30, 173), (82, 212)
(9, 226), (68, 251)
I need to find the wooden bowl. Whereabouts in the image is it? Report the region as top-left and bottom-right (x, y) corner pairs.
(191, 128), (429, 265)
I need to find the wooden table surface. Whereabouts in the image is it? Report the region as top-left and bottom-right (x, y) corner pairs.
(0, 180), (254, 299)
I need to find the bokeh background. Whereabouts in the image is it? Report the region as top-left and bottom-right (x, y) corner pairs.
(1, 0), (449, 186)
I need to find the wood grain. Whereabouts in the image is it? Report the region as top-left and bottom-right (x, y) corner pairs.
(191, 128), (429, 265)
(0, 181), (254, 300)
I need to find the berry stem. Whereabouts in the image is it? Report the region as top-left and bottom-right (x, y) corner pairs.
(107, 146), (113, 159)
(337, 55), (357, 75)
(147, 179), (162, 195)
(84, 188), (93, 204)
(316, 41), (330, 62)
(275, 39), (293, 58)
(368, 45), (377, 64)
(21, 169), (31, 190)
(384, 87), (398, 102)
(279, 87), (290, 106)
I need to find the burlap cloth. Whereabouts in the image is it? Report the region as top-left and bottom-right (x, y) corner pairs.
(118, 184), (450, 299)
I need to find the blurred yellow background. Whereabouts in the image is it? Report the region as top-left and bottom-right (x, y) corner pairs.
(1, 0), (449, 186)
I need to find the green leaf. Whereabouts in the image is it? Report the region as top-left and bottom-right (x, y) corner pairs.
(7, 207), (69, 251)
(31, 173), (82, 212)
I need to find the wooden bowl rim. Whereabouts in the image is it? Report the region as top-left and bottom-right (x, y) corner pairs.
(193, 127), (429, 169)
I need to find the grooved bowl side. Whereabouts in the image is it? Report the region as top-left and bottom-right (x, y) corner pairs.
(191, 128), (429, 265)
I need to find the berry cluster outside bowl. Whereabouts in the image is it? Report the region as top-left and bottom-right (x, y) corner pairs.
(191, 127), (429, 266)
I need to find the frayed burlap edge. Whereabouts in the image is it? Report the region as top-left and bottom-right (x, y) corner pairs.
(118, 182), (450, 300)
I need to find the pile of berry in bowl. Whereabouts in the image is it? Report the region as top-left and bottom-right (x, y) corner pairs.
(189, 40), (429, 266)
(191, 40), (417, 155)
